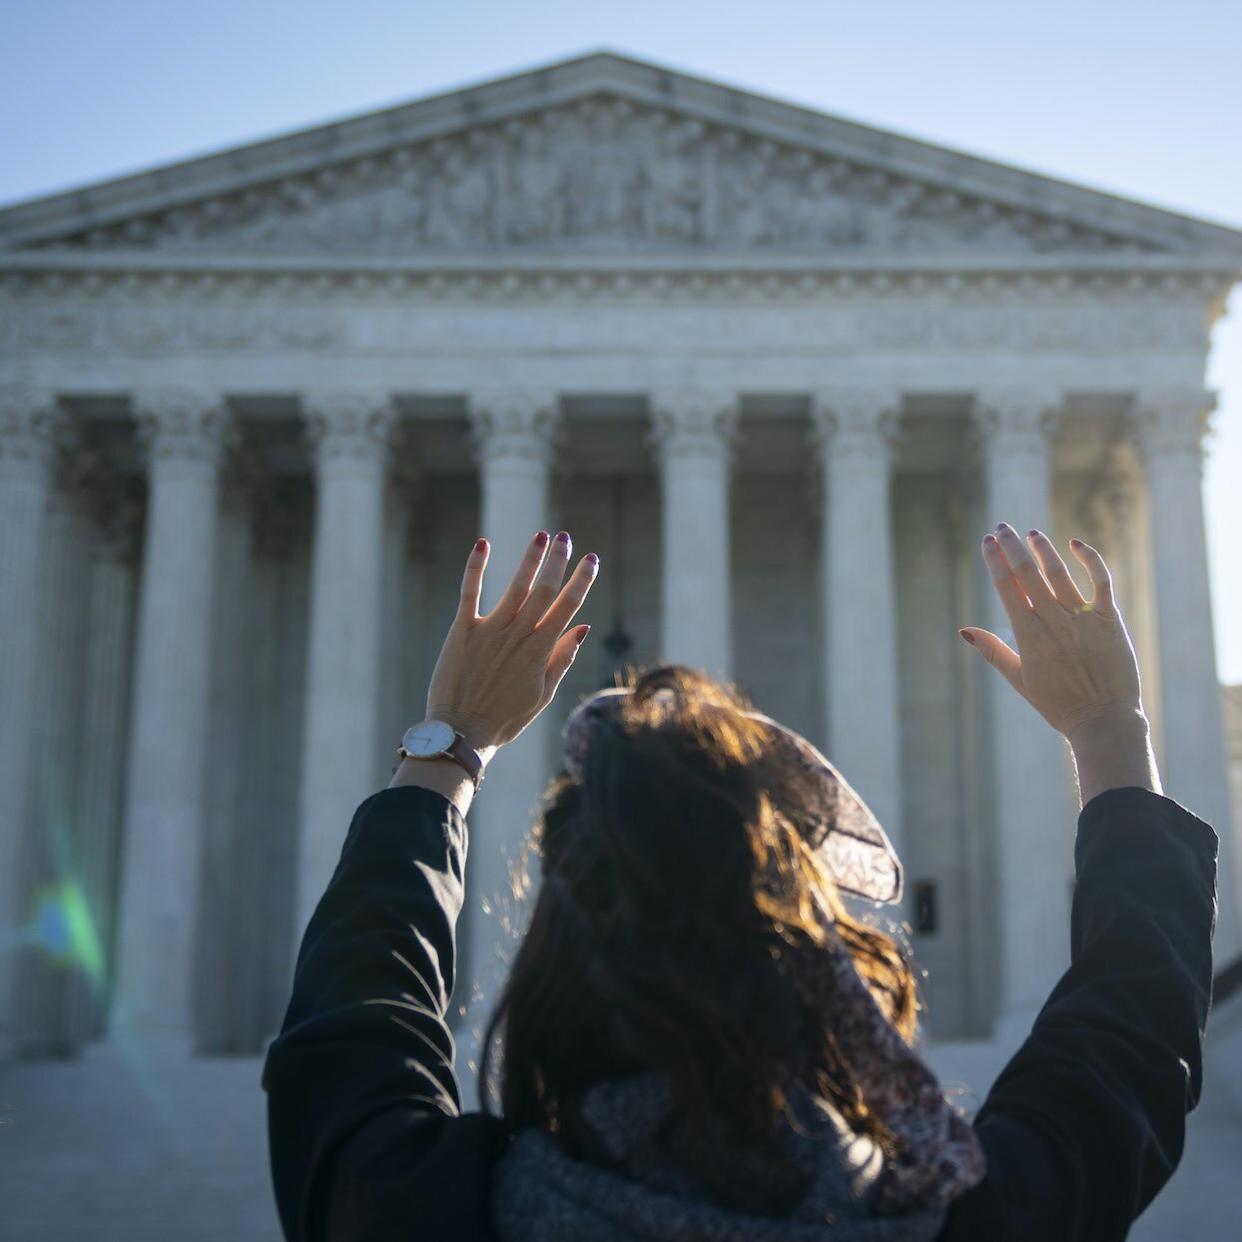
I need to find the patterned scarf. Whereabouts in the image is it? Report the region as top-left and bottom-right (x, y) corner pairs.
(552, 684), (987, 1216)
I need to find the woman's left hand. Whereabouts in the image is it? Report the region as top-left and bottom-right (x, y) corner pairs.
(425, 529), (599, 754)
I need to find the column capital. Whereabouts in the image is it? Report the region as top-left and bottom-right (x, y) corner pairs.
(0, 388), (69, 475)
(1126, 388), (1215, 466)
(809, 388), (901, 466)
(467, 390), (561, 467)
(646, 389), (741, 467)
(1079, 458), (1138, 548)
(302, 391), (397, 470)
(135, 389), (233, 467)
(968, 388), (1062, 462)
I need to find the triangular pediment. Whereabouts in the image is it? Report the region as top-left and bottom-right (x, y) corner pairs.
(2, 52), (1240, 263)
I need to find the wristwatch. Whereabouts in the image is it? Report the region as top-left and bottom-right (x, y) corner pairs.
(398, 718), (486, 789)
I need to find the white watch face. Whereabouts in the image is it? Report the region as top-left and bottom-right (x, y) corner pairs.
(402, 719), (456, 757)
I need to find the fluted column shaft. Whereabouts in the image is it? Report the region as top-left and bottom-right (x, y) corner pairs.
(649, 392), (738, 679)
(70, 489), (142, 1043)
(972, 394), (1072, 1033)
(294, 395), (395, 939)
(812, 391), (905, 866)
(458, 392), (559, 1106)
(112, 394), (229, 1045)
(0, 393), (65, 1058)
(1133, 391), (1239, 959)
(17, 449), (93, 1055)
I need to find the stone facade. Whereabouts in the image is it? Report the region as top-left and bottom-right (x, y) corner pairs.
(2, 54), (1241, 1091)
(1226, 685), (1242, 852)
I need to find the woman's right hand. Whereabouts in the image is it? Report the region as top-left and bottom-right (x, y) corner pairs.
(960, 522), (1147, 742)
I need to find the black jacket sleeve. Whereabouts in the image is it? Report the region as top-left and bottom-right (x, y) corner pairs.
(940, 786), (1218, 1242)
(261, 785), (476, 1242)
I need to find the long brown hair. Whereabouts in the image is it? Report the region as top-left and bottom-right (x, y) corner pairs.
(481, 663), (920, 1212)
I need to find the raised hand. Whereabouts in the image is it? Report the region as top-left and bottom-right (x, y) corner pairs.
(960, 522), (1146, 742)
(425, 529), (600, 752)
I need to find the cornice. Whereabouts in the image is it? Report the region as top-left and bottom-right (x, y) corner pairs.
(3, 249), (1238, 275)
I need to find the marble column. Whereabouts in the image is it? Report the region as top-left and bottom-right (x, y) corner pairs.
(244, 482), (308, 1053)
(0, 393), (66, 1058)
(459, 391), (559, 1106)
(16, 434), (94, 1055)
(1078, 458), (1154, 712)
(68, 482), (142, 1045)
(810, 390), (905, 869)
(199, 460), (262, 1052)
(1076, 456), (1161, 859)
(293, 394), (395, 941)
(1131, 389), (1240, 960)
(648, 391), (739, 679)
(111, 392), (230, 1048)
(970, 392), (1072, 1036)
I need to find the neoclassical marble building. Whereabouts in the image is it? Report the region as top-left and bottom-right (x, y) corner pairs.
(2, 54), (1240, 1079)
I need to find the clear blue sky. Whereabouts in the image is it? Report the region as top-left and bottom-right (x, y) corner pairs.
(3, 0), (1240, 680)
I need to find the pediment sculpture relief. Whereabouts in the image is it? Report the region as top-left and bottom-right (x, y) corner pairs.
(41, 98), (1148, 257)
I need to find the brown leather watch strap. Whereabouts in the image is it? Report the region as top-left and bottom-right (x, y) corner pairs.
(444, 731), (485, 788)
(397, 731), (485, 789)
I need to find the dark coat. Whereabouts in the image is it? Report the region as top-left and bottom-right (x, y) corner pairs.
(262, 783), (1218, 1242)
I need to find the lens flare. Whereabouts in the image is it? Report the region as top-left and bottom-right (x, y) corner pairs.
(27, 879), (107, 995)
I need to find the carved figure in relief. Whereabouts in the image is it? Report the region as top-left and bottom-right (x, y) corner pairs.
(715, 150), (767, 246)
(573, 135), (644, 241)
(425, 147), (493, 247)
(370, 168), (430, 248)
(788, 167), (834, 245)
(641, 122), (705, 243)
(502, 127), (565, 243)
(761, 169), (803, 246)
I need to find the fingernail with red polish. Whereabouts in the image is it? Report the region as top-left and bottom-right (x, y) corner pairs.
(535, 530), (549, 546)
(959, 630), (975, 646)
(474, 538), (487, 553)
(576, 625), (591, 645)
